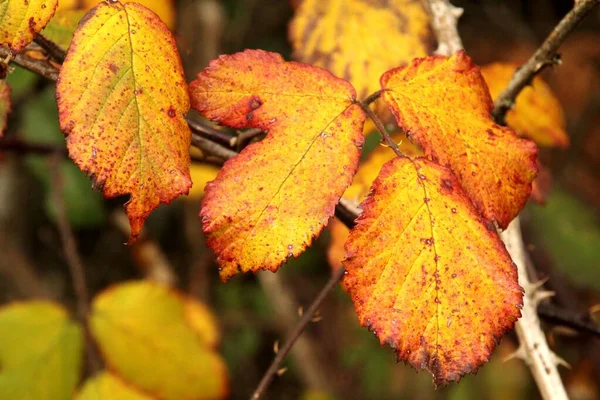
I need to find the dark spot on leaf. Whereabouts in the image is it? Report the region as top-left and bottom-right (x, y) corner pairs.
(167, 106), (176, 117)
(249, 97), (262, 111)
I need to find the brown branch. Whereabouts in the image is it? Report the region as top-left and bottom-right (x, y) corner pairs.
(250, 266), (346, 400)
(34, 33), (67, 63)
(187, 118), (236, 148)
(0, 45), (59, 81)
(491, 0), (599, 123)
(538, 302), (600, 339)
(0, 137), (67, 156)
(50, 158), (101, 374)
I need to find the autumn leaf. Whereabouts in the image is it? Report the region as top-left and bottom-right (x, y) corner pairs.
(481, 62), (569, 148)
(290, 0), (433, 117)
(75, 372), (154, 400)
(82, 0), (176, 29)
(90, 281), (228, 400)
(190, 49), (365, 280)
(0, 301), (83, 399)
(343, 157), (522, 385)
(40, 9), (85, 50)
(381, 51), (538, 229)
(0, 80), (10, 137)
(56, 1), (192, 242)
(327, 133), (421, 268)
(0, 0), (58, 53)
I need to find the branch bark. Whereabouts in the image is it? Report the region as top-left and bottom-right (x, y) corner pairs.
(425, 0), (464, 56)
(491, 0), (599, 123)
(500, 219), (569, 400)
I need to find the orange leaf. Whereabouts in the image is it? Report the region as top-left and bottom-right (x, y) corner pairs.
(56, 1), (191, 242)
(481, 63), (569, 148)
(290, 0), (432, 116)
(380, 51), (538, 228)
(0, 81), (10, 137)
(0, 0), (57, 53)
(343, 157), (522, 385)
(190, 50), (365, 280)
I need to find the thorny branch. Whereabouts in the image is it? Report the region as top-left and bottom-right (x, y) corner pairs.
(491, 0), (599, 123)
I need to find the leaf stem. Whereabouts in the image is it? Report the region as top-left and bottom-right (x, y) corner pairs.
(361, 89), (383, 106)
(250, 265), (346, 400)
(357, 100), (404, 158)
(491, 0), (599, 123)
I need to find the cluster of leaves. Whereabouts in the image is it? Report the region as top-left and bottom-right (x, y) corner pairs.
(0, 0), (570, 391)
(0, 281), (228, 399)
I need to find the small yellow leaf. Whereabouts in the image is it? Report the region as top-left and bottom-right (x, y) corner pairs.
(187, 163), (220, 200)
(82, 0), (175, 29)
(0, 301), (83, 400)
(344, 157), (522, 385)
(90, 281), (228, 400)
(381, 51), (538, 229)
(75, 372), (154, 400)
(190, 49), (365, 280)
(40, 9), (85, 50)
(56, 1), (192, 242)
(290, 0), (433, 115)
(0, 0), (58, 53)
(56, 0), (78, 12)
(481, 62), (569, 148)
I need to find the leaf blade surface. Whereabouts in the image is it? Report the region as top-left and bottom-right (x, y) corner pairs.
(56, 1), (191, 241)
(380, 51), (538, 228)
(190, 49), (365, 279)
(344, 157), (522, 385)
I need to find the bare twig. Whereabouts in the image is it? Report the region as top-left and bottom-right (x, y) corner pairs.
(0, 137), (67, 156)
(491, 0), (599, 123)
(187, 118), (236, 148)
(425, 0), (464, 56)
(256, 272), (331, 393)
(250, 266), (345, 400)
(51, 158), (101, 373)
(501, 219), (568, 400)
(538, 302), (600, 339)
(34, 33), (67, 63)
(0, 45), (59, 81)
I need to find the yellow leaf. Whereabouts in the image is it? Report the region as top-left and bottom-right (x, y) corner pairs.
(187, 163), (220, 200)
(381, 51), (538, 229)
(75, 372), (154, 400)
(40, 9), (85, 50)
(0, 80), (10, 137)
(82, 0), (175, 29)
(0, 301), (83, 400)
(327, 133), (421, 268)
(0, 0), (58, 53)
(344, 157), (522, 385)
(481, 62), (569, 148)
(56, 1), (192, 242)
(90, 281), (228, 400)
(189, 49), (365, 280)
(290, 0), (433, 115)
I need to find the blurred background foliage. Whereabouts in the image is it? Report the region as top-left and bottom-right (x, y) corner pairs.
(1, 0), (600, 399)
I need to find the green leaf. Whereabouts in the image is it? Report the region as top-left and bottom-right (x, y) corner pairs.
(0, 301), (83, 400)
(529, 188), (600, 289)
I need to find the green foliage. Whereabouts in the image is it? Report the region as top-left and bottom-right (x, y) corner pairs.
(21, 89), (106, 228)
